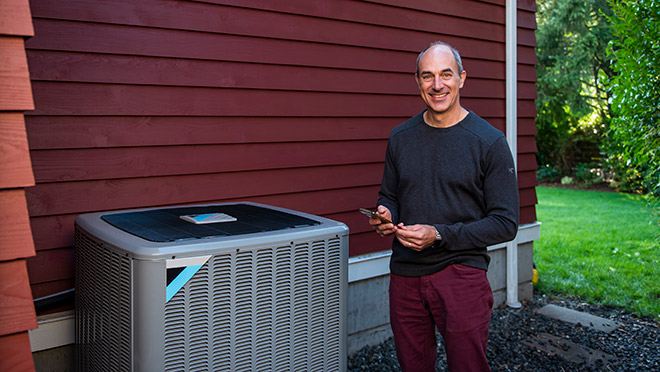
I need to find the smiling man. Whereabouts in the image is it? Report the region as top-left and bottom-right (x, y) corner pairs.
(369, 41), (520, 371)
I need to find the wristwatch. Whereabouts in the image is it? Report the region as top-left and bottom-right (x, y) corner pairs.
(434, 227), (442, 241)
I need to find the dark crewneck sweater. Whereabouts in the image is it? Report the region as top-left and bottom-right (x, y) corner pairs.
(377, 110), (519, 277)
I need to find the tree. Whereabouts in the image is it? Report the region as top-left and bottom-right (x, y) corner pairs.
(607, 0), (660, 198)
(535, 0), (614, 176)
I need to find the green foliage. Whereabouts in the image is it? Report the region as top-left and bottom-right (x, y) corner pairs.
(534, 186), (660, 319)
(575, 162), (600, 184)
(535, 0), (614, 174)
(606, 0), (660, 200)
(537, 165), (560, 183)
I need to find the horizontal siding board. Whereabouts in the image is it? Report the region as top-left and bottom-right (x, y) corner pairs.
(518, 0), (538, 12)
(27, 82), (426, 117)
(518, 82), (537, 100)
(518, 64), (537, 83)
(30, 215), (77, 252)
(0, 0), (34, 36)
(349, 231), (393, 257)
(30, 0), (507, 46)
(518, 171), (538, 189)
(26, 50), (508, 96)
(518, 118), (537, 136)
(518, 45), (537, 65)
(27, 248), (74, 284)
(0, 260), (37, 335)
(520, 205), (536, 225)
(26, 51), (418, 95)
(0, 190), (36, 261)
(27, 82), (507, 118)
(31, 141), (388, 182)
(26, 163), (383, 217)
(517, 8), (537, 30)
(0, 113), (35, 188)
(26, 115), (511, 151)
(518, 135), (538, 154)
(25, 116), (400, 150)
(518, 154), (538, 172)
(28, 278), (74, 301)
(354, 0), (505, 24)
(518, 100), (537, 118)
(28, 82), (422, 117)
(464, 59), (505, 80)
(520, 187), (538, 208)
(0, 332), (35, 372)
(0, 37), (34, 111)
(518, 28), (537, 47)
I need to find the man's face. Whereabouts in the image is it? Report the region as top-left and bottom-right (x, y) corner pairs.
(415, 46), (466, 117)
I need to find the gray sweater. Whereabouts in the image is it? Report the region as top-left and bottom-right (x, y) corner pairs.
(377, 110), (519, 276)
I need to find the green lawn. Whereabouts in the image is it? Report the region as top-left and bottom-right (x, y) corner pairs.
(534, 186), (660, 319)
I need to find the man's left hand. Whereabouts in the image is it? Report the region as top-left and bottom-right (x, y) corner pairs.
(395, 224), (437, 251)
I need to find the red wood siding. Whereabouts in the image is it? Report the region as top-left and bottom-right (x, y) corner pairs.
(0, 332), (36, 372)
(517, 0), (540, 224)
(0, 0), (37, 369)
(24, 0), (538, 301)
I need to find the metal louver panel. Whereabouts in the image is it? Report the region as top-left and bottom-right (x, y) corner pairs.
(75, 229), (132, 372)
(163, 237), (343, 372)
(75, 202), (347, 372)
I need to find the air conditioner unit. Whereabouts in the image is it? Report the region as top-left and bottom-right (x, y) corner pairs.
(75, 202), (348, 372)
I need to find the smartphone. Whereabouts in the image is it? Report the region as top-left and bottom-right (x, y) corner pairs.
(359, 208), (392, 224)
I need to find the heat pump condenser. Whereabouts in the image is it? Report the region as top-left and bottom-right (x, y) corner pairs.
(75, 202), (349, 372)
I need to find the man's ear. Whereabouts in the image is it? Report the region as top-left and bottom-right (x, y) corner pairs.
(459, 70), (467, 89)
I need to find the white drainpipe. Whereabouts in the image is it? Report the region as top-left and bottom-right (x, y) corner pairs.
(506, 0), (522, 308)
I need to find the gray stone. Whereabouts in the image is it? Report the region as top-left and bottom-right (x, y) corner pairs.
(536, 304), (621, 333)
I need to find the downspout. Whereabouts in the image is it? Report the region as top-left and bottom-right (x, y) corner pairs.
(505, 0), (522, 308)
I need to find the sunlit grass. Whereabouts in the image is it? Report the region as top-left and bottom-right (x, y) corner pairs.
(534, 186), (660, 319)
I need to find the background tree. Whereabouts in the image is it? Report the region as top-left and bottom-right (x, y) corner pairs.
(607, 0), (660, 198)
(535, 0), (614, 179)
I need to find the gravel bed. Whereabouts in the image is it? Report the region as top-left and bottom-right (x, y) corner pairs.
(348, 293), (660, 371)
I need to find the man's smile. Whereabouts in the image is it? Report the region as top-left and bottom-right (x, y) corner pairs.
(430, 92), (449, 99)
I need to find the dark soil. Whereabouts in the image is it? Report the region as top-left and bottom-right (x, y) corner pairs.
(348, 292), (660, 371)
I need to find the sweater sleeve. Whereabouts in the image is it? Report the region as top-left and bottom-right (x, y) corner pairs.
(435, 136), (519, 250)
(376, 141), (400, 224)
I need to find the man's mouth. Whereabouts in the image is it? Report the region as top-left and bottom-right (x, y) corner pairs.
(430, 92), (449, 99)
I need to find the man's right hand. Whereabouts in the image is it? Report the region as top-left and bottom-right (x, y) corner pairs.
(369, 206), (397, 237)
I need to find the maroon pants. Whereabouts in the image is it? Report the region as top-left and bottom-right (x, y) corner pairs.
(389, 264), (494, 372)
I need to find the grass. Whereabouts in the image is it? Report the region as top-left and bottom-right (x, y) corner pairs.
(534, 186), (660, 319)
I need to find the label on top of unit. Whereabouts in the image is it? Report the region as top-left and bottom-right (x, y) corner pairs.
(179, 213), (237, 224)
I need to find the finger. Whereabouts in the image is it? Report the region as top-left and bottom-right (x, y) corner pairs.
(368, 217), (381, 226)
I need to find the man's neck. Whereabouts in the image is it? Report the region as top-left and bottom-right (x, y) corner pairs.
(423, 107), (469, 128)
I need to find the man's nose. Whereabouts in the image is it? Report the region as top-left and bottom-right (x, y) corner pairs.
(433, 76), (442, 90)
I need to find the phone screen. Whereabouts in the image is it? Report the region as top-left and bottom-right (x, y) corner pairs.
(359, 208), (392, 224)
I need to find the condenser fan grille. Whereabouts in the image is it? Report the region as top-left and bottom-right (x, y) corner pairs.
(75, 230), (132, 372)
(163, 238), (342, 371)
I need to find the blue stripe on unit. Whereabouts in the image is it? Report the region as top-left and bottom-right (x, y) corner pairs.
(166, 264), (203, 302)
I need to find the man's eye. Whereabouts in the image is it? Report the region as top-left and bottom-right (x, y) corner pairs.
(422, 75), (433, 81)
(442, 73), (452, 79)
